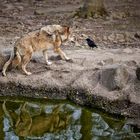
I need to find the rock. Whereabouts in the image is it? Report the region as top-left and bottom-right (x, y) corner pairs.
(98, 58), (113, 66)
(81, 34), (88, 38)
(116, 33), (125, 42)
(125, 32), (133, 42)
(74, 41), (81, 47)
(34, 9), (45, 15)
(111, 12), (129, 20)
(136, 67), (140, 80)
(126, 119), (140, 129)
(102, 58), (114, 65)
(103, 35), (108, 41)
(99, 64), (129, 91)
(108, 33), (116, 42)
(16, 6), (24, 11)
(123, 48), (133, 54)
(124, 60), (137, 67)
(134, 33), (140, 39)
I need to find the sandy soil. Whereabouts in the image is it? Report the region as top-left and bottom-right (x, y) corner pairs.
(0, 0), (140, 49)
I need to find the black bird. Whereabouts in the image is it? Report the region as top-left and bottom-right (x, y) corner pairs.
(86, 38), (98, 49)
(134, 33), (140, 39)
(136, 67), (140, 80)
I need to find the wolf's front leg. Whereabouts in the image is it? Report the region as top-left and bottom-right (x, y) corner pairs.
(43, 50), (52, 65)
(55, 48), (70, 61)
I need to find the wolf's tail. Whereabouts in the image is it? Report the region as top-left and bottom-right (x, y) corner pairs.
(2, 47), (21, 76)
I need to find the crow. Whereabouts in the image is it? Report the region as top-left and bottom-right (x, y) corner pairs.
(86, 38), (98, 49)
(136, 67), (140, 80)
(134, 33), (140, 39)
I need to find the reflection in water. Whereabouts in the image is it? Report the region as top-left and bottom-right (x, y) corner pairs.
(0, 98), (139, 140)
(0, 103), (4, 139)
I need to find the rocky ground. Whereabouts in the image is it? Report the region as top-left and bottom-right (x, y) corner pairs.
(0, 0), (140, 127)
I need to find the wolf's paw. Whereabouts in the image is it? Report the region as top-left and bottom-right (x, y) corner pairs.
(46, 61), (52, 65)
(66, 58), (73, 63)
(26, 72), (32, 76)
(2, 71), (6, 77)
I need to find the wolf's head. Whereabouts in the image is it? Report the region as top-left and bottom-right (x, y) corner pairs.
(59, 25), (70, 42)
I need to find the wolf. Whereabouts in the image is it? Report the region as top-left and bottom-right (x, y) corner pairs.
(2, 25), (71, 76)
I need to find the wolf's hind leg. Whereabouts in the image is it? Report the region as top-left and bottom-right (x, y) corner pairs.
(21, 53), (32, 75)
(12, 52), (21, 68)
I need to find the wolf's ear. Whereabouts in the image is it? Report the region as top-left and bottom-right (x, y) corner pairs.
(41, 26), (54, 35)
(40, 29), (50, 38)
(40, 29), (46, 35)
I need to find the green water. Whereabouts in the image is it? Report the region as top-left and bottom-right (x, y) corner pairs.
(0, 97), (139, 140)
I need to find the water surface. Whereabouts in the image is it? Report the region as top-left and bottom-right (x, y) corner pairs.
(0, 97), (139, 140)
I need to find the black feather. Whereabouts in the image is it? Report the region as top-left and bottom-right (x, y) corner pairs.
(134, 33), (140, 39)
(86, 38), (97, 48)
